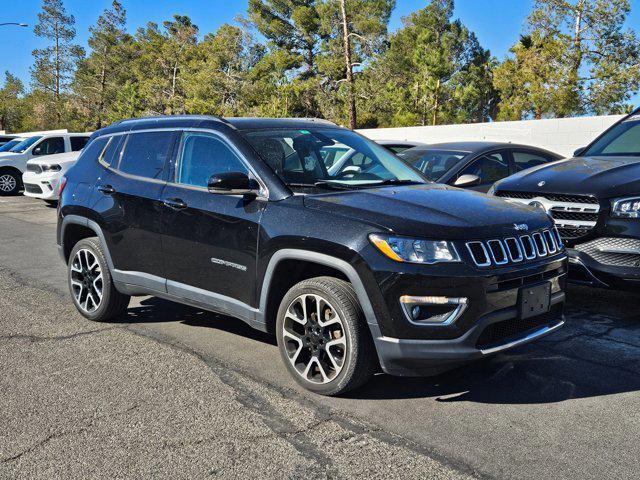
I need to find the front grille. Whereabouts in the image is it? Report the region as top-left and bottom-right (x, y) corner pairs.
(476, 309), (561, 350)
(496, 191), (599, 204)
(574, 237), (640, 268)
(466, 228), (563, 268)
(26, 164), (42, 174)
(495, 191), (600, 241)
(24, 183), (43, 194)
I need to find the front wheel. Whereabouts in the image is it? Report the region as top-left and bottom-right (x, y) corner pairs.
(68, 237), (130, 322)
(276, 276), (377, 396)
(0, 170), (21, 196)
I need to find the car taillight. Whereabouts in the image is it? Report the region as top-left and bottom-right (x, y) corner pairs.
(58, 176), (67, 196)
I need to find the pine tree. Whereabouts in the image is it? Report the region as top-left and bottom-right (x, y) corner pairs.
(0, 72), (25, 132)
(31, 0), (84, 127)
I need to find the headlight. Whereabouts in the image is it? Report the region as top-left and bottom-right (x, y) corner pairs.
(42, 164), (62, 172)
(369, 234), (460, 264)
(486, 185), (497, 196)
(611, 197), (640, 218)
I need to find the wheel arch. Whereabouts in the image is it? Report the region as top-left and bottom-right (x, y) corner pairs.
(258, 249), (383, 341)
(60, 215), (114, 270)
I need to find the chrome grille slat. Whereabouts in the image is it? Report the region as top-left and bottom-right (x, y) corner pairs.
(466, 229), (564, 268)
(496, 191), (600, 242)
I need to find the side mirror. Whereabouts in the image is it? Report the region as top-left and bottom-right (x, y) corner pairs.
(573, 146), (586, 157)
(454, 174), (481, 188)
(208, 171), (259, 195)
(32, 146), (43, 155)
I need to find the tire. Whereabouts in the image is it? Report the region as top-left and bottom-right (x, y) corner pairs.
(276, 276), (377, 396)
(0, 170), (22, 196)
(68, 237), (130, 322)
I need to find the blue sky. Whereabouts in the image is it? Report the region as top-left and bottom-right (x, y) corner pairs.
(1, 0), (639, 103)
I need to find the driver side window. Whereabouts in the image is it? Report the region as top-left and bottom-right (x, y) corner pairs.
(33, 137), (65, 156)
(176, 132), (248, 188)
(457, 151), (509, 186)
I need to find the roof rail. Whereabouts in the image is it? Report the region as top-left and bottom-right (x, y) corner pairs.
(113, 114), (230, 126)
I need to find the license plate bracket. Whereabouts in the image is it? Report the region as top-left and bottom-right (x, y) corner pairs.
(518, 282), (551, 319)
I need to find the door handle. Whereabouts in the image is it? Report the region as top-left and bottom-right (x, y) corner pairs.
(97, 184), (115, 195)
(163, 198), (188, 210)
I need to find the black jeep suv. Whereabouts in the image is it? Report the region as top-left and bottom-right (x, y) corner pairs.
(57, 116), (567, 395)
(491, 108), (640, 290)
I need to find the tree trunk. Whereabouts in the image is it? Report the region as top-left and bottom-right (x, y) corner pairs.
(572, 0), (584, 74)
(339, 0), (356, 130)
(432, 78), (440, 126)
(54, 17), (61, 124)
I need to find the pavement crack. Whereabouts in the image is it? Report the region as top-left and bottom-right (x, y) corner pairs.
(0, 326), (120, 344)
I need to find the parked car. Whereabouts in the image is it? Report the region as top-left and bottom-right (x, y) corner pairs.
(399, 142), (563, 192)
(22, 151), (81, 204)
(0, 132), (91, 195)
(321, 139), (426, 172)
(490, 108), (640, 290)
(57, 116), (566, 395)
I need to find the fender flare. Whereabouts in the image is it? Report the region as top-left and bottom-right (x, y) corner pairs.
(258, 249), (383, 339)
(59, 215), (115, 271)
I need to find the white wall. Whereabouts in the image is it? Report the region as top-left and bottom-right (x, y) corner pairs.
(359, 115), (624, 157)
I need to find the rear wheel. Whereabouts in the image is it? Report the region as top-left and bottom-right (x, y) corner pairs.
(68, 237), (130, 322)
(276, 276), (377, 396)
(0, 170), (21, 196)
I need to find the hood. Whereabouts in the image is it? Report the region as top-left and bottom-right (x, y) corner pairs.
(495, 156), (640, 199)
(303, 183), (551, 240)
(27, 151), (79, 166)
(0, 152), (20, 159)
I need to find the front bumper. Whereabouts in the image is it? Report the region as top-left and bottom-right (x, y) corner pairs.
(374, 293), (564, 376)
(567, 247), (640, 290)
(22, 170), (61, 200)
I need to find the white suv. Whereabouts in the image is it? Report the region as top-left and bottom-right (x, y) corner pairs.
(22, 151), (81, 203)
(0, 132), (91, 195)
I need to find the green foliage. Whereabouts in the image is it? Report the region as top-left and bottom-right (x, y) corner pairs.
(6, 0), (640, 132)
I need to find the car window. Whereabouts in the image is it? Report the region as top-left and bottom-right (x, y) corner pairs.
(584, 118), (640, 156)
(400, 149), (467, 181)
(10, 136), (42, 153)
(0, 139), (21, 152)
(513, 150), (552, 172)
(79, 137), (109, 165)
(70, 136), (90, 151)
(176, 132), (248, 188)
(34, 137), (65, 156)
(99, 135), (124, 166)
(457, 151), (509, 185)
(118, 132), (173, 180)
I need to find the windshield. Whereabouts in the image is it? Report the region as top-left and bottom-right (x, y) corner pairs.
(243, 128), (426, 190)
(584, 116), (640, 157)
(0, 139), (22, 152)
(399, 149), (468, 181)
(9, 136), (42, 153)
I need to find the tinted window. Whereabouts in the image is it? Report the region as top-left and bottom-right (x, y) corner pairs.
(100, 135), (124, 166)
(118, 132), (173, 179)
(0, 139), (21, 152)
(177, 132), (248, 188)
(400, 149), (467, 181)
(457, 152), (509, 185)
(70, 136), (90, 151)
(584, 118), (640, 156)
(513, 150), (552, 172)
(34, 137), (65, 155)
(79, 137), (109, 164)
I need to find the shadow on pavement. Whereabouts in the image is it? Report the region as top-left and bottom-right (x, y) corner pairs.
(112, 290), (640, 404)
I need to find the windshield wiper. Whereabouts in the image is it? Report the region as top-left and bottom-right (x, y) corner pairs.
(359, 179), (426, 187)
(286, 182), (351, 191)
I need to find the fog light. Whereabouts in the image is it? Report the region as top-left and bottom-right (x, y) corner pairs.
(399, 295), (468, 326)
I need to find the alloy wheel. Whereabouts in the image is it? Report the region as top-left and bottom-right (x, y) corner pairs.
(282, 293), (347, 384)
(70, 249), (104, 313)
(0, 174), (16, 192)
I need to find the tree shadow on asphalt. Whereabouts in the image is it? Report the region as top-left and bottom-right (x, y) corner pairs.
(114, 291), (640, 405)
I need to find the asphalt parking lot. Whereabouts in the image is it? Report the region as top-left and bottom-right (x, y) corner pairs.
(1, 196), (640, 479)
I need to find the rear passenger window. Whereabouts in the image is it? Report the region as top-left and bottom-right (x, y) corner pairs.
(118, 132), (173, 180)
(100, 136), (124, 166)
(176, 132), (248, 188)
(513, 150), (552, 172)
(70, 136), (89, 151)
(34, 137), (65, 155)
(79, 137), (108, 164)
